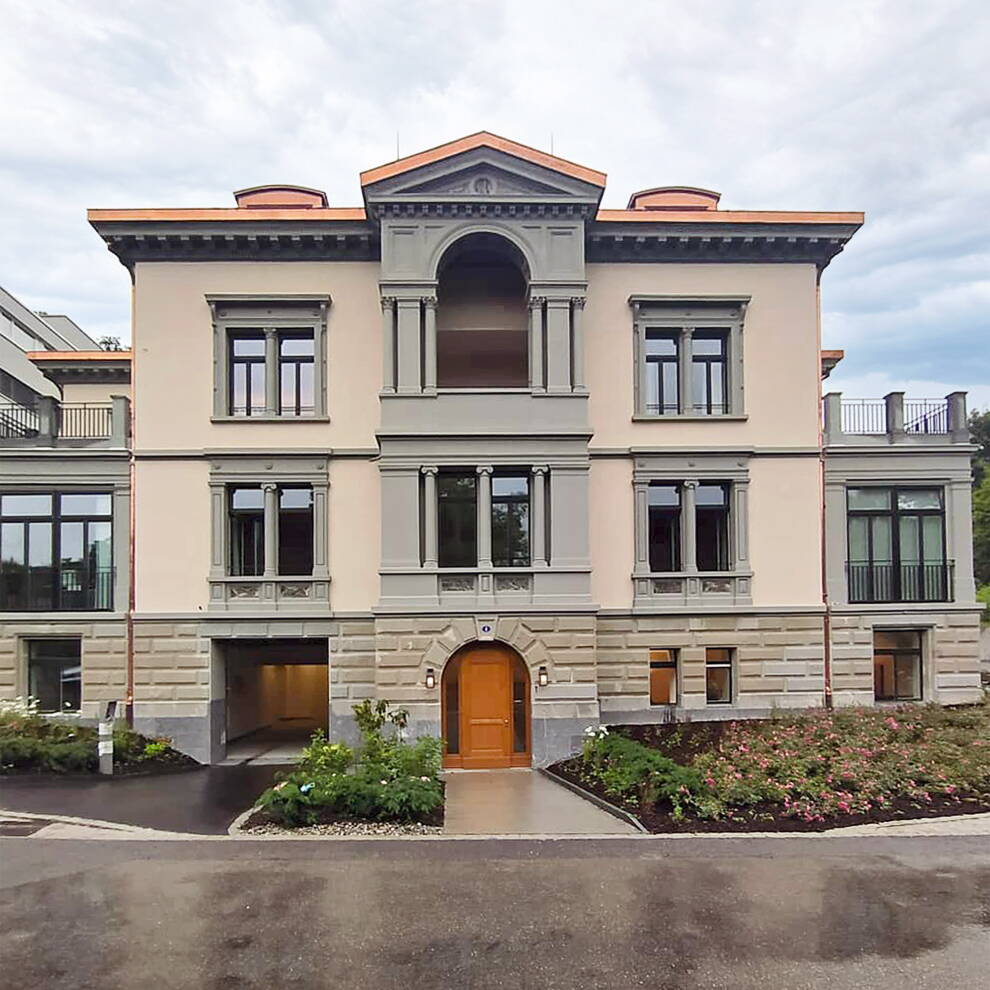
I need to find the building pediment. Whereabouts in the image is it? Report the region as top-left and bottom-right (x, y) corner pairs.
(361, 134), (605, 218)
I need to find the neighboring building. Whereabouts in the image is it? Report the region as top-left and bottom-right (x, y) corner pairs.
(0, 285), (132, 718)
(1, 133), (982, 766)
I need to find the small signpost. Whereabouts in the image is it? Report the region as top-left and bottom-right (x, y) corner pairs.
(98, 701), (118, 775)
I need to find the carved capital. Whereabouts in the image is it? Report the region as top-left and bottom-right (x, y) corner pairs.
(570, 296), (586, 310)
(528, 295), (546, 309)
(423, 296), (438, 310)
(682, 480), (699, 490)
(476, 465), (494, 477)
(532, 465), (549, 477)
(421, 465), (438, 477)
(262, 482), (279, 494)
(380, 296), (396, 312)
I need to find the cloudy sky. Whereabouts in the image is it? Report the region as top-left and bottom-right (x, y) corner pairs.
(2, 0), (987, 407)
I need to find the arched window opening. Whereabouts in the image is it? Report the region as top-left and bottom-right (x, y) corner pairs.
(436, 234), (529, 388)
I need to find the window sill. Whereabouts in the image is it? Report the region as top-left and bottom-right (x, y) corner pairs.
(632, 414), (748, 422)
(211, 415), (330, 423)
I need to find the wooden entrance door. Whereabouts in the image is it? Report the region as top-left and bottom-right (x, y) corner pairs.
(444, 643), (530, 769)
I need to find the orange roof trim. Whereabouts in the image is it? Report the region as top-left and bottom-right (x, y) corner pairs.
(595, 209), (864, 225)
(360, 131), (607, 189)
(27, 350), (132, 361)
(87, 207), (367, 223)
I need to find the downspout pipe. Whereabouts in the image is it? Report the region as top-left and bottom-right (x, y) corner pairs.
(816, 269), (834, 709)
(125, 278), (136, 726)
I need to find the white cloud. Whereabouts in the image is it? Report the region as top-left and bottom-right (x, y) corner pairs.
(0, 0), (987, 394)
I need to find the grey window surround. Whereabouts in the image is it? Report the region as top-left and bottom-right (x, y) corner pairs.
(380, 291), (586, 399)
(632, 454), (751, 608)
(208, 295), (329, 421)
(208, 457), (329, 611)
(630, 296), (748, 420)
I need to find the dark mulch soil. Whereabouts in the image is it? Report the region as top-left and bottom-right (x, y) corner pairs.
(552, 719), (990, 833)
(1, 749), (199, 778)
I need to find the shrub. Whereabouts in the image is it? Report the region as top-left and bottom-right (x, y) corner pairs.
(257, 702), (444, 826)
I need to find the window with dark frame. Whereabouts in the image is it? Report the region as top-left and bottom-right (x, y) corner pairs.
(873, 629), (923, 701)
(278, 332), (315, 416)
(696, 483), (730, 571)
(649, 648), (678, 705)
(28, 639), (82, 712)
(644, 330), (679, 415)
(438, 473), (477, 568)
(705, 648), (733, 704)
(0, 493), (112, 611)
(648, 484), (681, 572)
(277, 486), (314, 575)
(847, 488), (947, 603)
(229, 333), (266, 416)
(691, 331), (728, 415)
(228, 487), (264, 576)
(491, 474), (530, 567)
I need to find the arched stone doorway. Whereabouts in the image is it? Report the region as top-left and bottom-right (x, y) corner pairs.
(441, 641), (531, 769)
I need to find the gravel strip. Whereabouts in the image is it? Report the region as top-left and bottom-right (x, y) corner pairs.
(242, 820), (444, 837)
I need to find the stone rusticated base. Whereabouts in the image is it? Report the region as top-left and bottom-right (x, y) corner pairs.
(830, 609), (983, 706)
(597, 612), (827, 720)
(0, 617), (127, 719)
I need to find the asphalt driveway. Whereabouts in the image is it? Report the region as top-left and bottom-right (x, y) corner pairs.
(0, 765), (280, 834)
(1, 835), (988, 989)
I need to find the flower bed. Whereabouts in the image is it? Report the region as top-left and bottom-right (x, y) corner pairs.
(247, 700), (444, 830)
(552, 701), (990, 832)
(0, 698), (196, 775)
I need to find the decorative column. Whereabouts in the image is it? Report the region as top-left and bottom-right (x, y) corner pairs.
(529, 297), (545, 392)
(264, 327), (279, 414)
(681, 481), (698, 573)
(422, 466), (438, 568)
(262, 483), (279, 578)
(678, 327), (694, 415)
(733, 482), (749, 571)
(545, 298), (572, 393)
(571, 297), (586, 392)
(381, 297), (396, 393)
(423, 297), (438, 393)
(476, 465), (493, 569)
(312, 478), (330, 580)
(531, 466), (548, 567)
(633, 479), (650, 573)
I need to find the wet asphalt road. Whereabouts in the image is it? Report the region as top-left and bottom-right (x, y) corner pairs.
(1, 835), (988, 989)
(0, 766), (281, 834)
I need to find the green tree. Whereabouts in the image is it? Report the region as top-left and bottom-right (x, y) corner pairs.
(973, 471), (990, 588)
(969, 408), (990, 487)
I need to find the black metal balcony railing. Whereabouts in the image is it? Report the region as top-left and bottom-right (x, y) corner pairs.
(57, 403), (113, 439)
(0, 564), (114, 612)
(904, 399), (949, 434)
(847, 561), (953, 604)
(839, 399), (887, 435)
(0, 402), (40, 438)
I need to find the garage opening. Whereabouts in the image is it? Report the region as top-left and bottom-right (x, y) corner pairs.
(221, 638), (328, 764)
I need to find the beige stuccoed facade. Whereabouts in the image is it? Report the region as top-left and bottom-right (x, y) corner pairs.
(0, 132), (982, 765)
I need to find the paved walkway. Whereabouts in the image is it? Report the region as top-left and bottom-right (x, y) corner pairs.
(0, 765), (280, 835)
(442, 768), (636, 834)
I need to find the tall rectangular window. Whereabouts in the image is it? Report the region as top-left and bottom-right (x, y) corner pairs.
(645, 330), (679, 415)
(28, 639), (81, 713)
(705, 648), (733, 704)
(438, 473), (477, 568)
(648, 484), (681, 572)
(229, 333), (266, 416)
(491, 474), (530, 567)
(278, 486), (314, 575)
(873, 629), (922, 701)
(0, 493), (112, 611)
(691, 332), (728, 415)
(649, 649), (678, 705)
(229, 487), (264, 576)
(278, 332), (315, 416)
(696, 483), (730, 571)
(847, 488), (947, 603)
